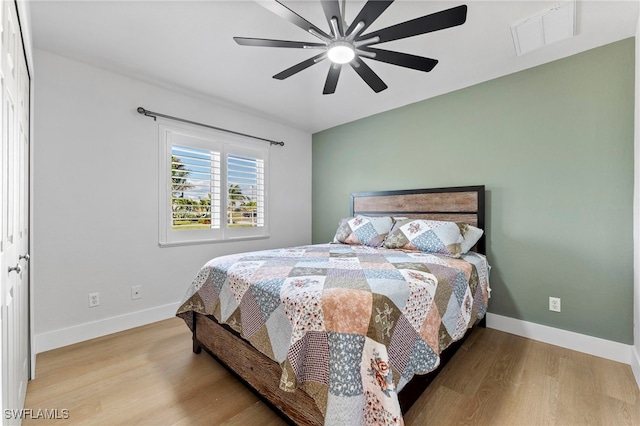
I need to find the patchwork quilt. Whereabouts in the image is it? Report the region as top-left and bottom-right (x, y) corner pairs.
(176, 243), (490, 425)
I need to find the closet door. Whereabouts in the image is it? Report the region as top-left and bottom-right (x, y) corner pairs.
(1, 0), (30, 422)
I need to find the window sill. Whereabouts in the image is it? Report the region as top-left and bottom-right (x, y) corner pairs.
(158, 234), (270, 248)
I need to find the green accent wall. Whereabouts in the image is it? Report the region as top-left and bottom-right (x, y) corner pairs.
(312, 38), (635, 344)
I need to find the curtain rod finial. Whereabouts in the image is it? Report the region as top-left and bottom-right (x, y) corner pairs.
(137, 107), (156, 121)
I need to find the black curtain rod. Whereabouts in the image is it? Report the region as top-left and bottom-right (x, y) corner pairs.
(136, 107), (284, 147)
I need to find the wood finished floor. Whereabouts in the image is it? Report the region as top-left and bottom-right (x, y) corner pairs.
(24, 318), (640, 425)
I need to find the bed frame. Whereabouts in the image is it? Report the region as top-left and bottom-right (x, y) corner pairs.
(191, 185), (486, 425)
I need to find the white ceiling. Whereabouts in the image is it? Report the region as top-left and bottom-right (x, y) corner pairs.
(28, 0), (638, 133)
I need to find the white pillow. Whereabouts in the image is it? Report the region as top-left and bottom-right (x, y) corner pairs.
(458, 223), (484, 253)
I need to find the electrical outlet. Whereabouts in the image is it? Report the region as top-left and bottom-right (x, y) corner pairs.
(549, 297), (561, 312)
(131, 285), (142, 300)
(89, 292), (100, 307)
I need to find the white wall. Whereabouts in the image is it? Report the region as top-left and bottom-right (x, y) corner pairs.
(32, 50), (313, 352)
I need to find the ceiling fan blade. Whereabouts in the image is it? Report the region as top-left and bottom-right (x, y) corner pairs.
(234, 37), (325, 49)
(359, 4), (467, 44)
(323, 64), (341, 94)
(345, 1), (394, 38)
(260, 0), (333, 41)
(273, 52), (327, 80)
(359, 47), (438, 72)
(321, 0), (343, 37)
(350, 57), (387, 93)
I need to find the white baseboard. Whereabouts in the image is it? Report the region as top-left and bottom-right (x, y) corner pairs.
(34, 302), (181, 354)
(632, 345), (640, 388)
(486, 313), (633, 365)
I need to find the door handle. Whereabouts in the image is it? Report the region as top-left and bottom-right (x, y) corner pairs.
(8, 264), (22, 274)
(19, 253), (30, 262)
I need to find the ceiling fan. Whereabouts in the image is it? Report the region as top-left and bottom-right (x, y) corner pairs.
(234, 1), (468, 94)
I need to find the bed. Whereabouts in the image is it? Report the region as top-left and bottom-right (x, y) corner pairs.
(176, 185), (489, 425)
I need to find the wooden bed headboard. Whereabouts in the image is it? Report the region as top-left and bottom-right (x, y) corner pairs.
(350, 185), (486, 254)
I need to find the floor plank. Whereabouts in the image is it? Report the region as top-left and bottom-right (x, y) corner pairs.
(23, 318), (640, 425)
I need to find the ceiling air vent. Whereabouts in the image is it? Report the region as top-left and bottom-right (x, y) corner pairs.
(510, 1), (576, 56)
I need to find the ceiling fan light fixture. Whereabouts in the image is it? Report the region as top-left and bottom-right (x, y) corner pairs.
(327, 41), (355, 64)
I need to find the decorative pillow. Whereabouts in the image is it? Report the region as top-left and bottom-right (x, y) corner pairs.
(333, 215), (394, 247)
(457, 223), (484, 253)
(383, 219), (463, 258)
(332, 217), (350, 243)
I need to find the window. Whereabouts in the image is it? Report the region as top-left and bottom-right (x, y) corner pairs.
(159, 124), (269, 246)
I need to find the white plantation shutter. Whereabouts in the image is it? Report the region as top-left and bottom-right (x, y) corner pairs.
(159, 125), (269, 246)
(227, 154), (264, 228)
(171, 144), (221, 230)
